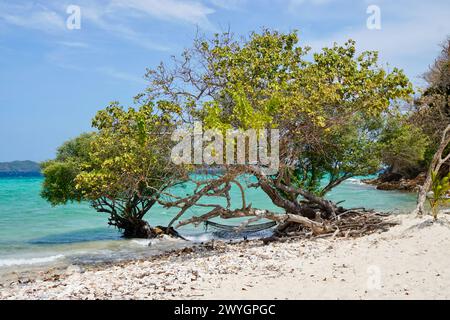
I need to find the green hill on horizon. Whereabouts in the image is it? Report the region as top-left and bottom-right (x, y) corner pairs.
(0, 160), (42, 177)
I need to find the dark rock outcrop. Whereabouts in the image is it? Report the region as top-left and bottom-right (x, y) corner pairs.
(363, 172), (426, 192)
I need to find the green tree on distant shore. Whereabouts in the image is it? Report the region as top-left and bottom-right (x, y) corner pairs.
(41, 103), (186, 238)
(385, 38), (450, 180)
(378, 116), (430, 178)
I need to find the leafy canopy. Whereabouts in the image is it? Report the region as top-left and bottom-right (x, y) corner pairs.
(146, 30), (413, 195)
(429, 171), (450, 219)
(41, 133), (94, 206)
(379, 116), (430, 177)
(41, 103), (185, 236)
(75, 102), (182, 201)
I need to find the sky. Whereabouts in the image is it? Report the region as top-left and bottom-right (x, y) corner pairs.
(0, 0), (449, 162)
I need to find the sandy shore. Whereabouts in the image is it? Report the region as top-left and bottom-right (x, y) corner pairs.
(1, 214), (449, 300)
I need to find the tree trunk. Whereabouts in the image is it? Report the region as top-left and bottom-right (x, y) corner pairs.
(121, 219), (157, 238)
(413, 124), (450, 216)
(414, 178), (433, 216)
(249, 165), (338, 218)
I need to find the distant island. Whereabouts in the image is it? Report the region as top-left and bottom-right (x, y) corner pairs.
(0, 160), (42, 177)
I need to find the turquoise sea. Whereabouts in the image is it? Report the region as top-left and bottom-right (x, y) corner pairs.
(0, 176), (417, 270)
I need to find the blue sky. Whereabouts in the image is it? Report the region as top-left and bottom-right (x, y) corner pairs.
(0, 0), (449, 162)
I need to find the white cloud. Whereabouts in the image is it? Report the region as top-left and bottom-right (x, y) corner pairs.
(209, 0), (247, 11)
(97, 66), (146, 84)
(57, 41), (89, 48)
(110, 0), (216, 29)
(0, 3), (65, 33)
(80, 4), (172, 52)
(0, 0), (217, 51)
(289, 0), (334, 8)
(307, 3), (450, 57)
(68, 0), (218, 51)
(304, 1), (450, 84)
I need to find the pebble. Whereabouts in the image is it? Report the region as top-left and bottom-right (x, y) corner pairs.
(0, 239), (313, 299)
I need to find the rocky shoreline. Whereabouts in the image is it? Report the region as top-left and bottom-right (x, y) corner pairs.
(363, 173), (425, 192)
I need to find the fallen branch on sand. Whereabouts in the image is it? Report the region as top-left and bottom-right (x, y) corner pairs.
(157, 167), (397, 242)
(175, 206), (397, 242)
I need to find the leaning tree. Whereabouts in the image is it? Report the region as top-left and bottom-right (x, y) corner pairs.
(41, 102), (187, 238)
(413, 124), (450, 216)
(411, 38), (450, 216)
(144, 29), (413, 234)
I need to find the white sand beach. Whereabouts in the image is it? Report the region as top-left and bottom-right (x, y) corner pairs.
(1, 214), (449, 300)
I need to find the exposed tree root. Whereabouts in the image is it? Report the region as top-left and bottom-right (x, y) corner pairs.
(266, 209), (396, 243)
(159, 167), (398, 242)
(175, 205), (397, 243)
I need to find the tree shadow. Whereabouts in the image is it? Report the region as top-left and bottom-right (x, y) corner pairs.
(405, 215), (450, 232)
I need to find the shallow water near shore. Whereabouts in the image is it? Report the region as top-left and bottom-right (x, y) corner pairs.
(0, 176), (417, 271)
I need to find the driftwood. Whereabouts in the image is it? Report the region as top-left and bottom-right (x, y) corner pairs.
(273, 210), (395, 239)
(175, 206), (396, 242)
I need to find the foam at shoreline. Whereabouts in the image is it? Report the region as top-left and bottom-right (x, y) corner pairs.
(0, 254), (65, 267)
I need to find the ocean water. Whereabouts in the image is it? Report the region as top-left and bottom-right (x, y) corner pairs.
(0, 176), (417, 270)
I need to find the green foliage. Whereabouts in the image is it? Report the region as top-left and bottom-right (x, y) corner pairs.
(198, 30), (308, 129)
(55, 132), (94, 162)
(379, 116), (430, 177)
(410, 39), (450, 173)
(179, 30), (414, 195)
(429, 171), (450, 220)
(41, 133), (95, 205)
(41, 29), (416, 229)
(41, 103), (185, 237)
(75, 102), (181, 200)
(41, 160), (85, 206)
(289, 114), (384, 196)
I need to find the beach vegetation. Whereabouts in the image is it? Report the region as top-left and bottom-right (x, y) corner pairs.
(413, 124), (450, 216)
(41, 103), (186, 238)
(378, 116), (430, 178)
(145, 29), (413, 233)
(383, 39), (449, 181)
(428, 171), (450, 220)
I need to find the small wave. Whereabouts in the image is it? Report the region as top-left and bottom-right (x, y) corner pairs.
(0, 254), (64, 267)
(182, 233), (214, 243)
(131, 239), (153, 247)
(347, 178), (364, 185)
(131, 235), (189, 247)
